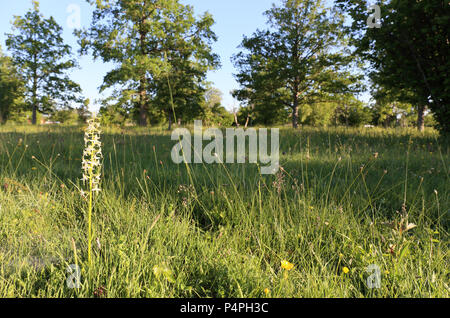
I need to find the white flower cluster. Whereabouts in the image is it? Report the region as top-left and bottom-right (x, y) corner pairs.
(82, 114), (102, 194)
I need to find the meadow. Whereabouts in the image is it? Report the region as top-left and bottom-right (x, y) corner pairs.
(0, 124), (448, 298)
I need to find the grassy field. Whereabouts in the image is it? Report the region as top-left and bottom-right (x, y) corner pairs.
(0, 124), (448, 298)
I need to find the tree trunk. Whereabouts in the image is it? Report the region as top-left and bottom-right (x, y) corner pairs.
(233, 111), (239, 127)
(244, 115), (250, 128)
(138, 23), (148, 127)
(138, 79), (147, 127)
(417, 105), (425, 132)
(32, 72), (38, 125)
(345, 104), (349, 127)
(168, 113), (172, 131)
(292, 90), (299, 129)
(32, 105), (37, 125)
(292, 106), (299, 129)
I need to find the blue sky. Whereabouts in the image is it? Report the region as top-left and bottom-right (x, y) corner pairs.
(0, 0), (281, 112)
(2, 0), (367, 113)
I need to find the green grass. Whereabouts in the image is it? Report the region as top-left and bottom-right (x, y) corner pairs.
(0, 124), (448, 297)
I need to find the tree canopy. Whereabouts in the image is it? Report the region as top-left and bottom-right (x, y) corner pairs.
(0, 0), (447, 133)
(6, 1), (82, 124)
(0, 46), (25, 124)
(233, 0), (363, 128)
(336, 0), (450, 133)
(77, 0), (219, 127)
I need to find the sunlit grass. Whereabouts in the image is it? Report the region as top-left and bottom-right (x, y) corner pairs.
(0, 124), (448, 297)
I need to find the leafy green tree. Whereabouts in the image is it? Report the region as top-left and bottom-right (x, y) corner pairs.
(370, 87), (414, 128)
(202, 86), (223, 125)
(303, 101), (338, 127)
(153, 52), (217, 130)
(346, 104), (372, 127)
(151, 7), (219, 130)
(233, 0), (361, 128)
(336, 0), (450, 133)
(0, 46), (25, 124)
(77, 0), (219, 127)
(204, 86), (223, 110)
(5, 1), (82, 125)
(9, 111), (43, 124)
(201, 86), (234, 127)
(232, 88), (290, 126)
(77, 98), (92, 124)
(50, 109), (79, 124)
(333, 94), (371, 127)
(98, 103), (128, 126)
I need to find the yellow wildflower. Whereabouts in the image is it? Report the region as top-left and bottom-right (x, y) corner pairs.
(281, 260), (294, 271)
(343, 267), (350, 274)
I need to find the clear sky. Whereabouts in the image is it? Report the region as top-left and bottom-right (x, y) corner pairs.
(0, 0), (281, 112)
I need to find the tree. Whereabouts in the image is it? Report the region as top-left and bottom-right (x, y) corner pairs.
(303, 101), (338, 126)
(333, 94), (371, 127)
(232, 91), (290, 127)
(233, 0), (361, 128)
(98, 102), (129, 126)
(370, 87), (414, 128)
(336, 0), (450, 134)
(202, 86), (234, 127)
(77, 0), (219, 127)
(77, 98), (92, 124)
(345, 103), (372, 127)
(153, 48), (218, 130)
(0, 46), (25, 124)
(151, 6), (219, 130)
(202, 86), (223, 125)
(5, 1), (82, 125)
(50, 109), (78, 124)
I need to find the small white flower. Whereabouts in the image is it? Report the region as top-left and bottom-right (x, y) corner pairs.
(82, 114), (102, 193)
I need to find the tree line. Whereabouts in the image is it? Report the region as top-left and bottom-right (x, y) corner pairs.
(0, 0), (448, 134)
